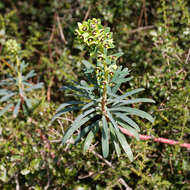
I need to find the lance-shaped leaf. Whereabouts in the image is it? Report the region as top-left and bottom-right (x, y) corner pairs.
(0, 92), (16, 102)
(23, 96), (32, 109)
(107, 110), (133, 161)
(62, 108), (96, 144)
(56, 101), (84, 113)
(23, 70), (36, 80)
(13, 100), (21, 117)
(114, 113), (140, 131)
(83, 121), (99, 153)
(61, 85), (84, 93)
(109, 122), (121, 156)
(0, 89), (11, 96)
(109, 107), (154, 123)
(82, 60), (95, 70)
(74, 124), (94, 144)
(111, 83), (122, 94)
(117, 88), (145, 100)
(112, 98), (155, 106)
(117, 120), (139, 140)
(24, 83), (43, 91)
(102, 116), (109, 158)
(81, 98), (100, 111)
(52, 106), (81, 122)
(111, 52), (124, 60)
(0, 103), (13, 116)
(111, 76), (133, 84)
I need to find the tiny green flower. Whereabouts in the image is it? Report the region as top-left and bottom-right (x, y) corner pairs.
(75, 18), (114, 54)
(5, 39), (21, 55)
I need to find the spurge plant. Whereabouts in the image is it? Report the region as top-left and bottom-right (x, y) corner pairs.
(53, 18), (155, 161)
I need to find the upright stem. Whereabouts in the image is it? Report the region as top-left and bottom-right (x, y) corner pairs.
(101, 60), (108, 117)
(16, 56), (24, 100)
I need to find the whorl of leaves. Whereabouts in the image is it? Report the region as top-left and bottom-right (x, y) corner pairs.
(53, 18), (155, 161)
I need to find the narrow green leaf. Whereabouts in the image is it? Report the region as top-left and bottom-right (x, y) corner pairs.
(0, 78), (15, 86)
(114, 113), (140, 131)
(102, 116), (109, 158)
(82, 99), (100, 111)
(119, 88), (145, 99)
(0, 93), (16, 102)
(61, 85), (83, 93)
(112, 76), (133, 84)
(52, 106), (81, 122)
(109, 107), (154, 123)
(13, 100), (21, 117)
(0, 103), (13, 116)
(23, 70), (36, 80)
(105, 56), (111, 65)
(83, 121), (99, 153)
(62, 108), (96, 144)
(56, 101), (84, 112)
(107, 109), (119, 130)
(23, 96), (32, 109)
(76, 84), (94, 91)
(66, 93), (91, 99)
(112, 83), (121, 94)
(113, 126), (133, 162)
(25, 83), (43, 91)
(0, 89), (11, 96)
(113, 98), (155, 106)
(111, 52), (124, 59)
(75, 124), (93, 144)
(109, 122), (121, 156)
(82, 60), (95, 70)
(117, 121), (140, 140)
(107, 110), (133, 161)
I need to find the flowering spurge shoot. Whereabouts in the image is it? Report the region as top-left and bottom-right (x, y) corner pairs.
(0, 39), (43, 117)
(53, 18), (155, 161)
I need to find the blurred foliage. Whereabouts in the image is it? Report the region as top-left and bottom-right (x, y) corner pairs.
(0, 0), (190, 189)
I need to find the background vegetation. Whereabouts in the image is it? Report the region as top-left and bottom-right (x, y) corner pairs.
(0, 0), (189, 189)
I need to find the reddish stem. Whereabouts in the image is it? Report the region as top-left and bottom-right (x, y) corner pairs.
(119, 127), (190, 149)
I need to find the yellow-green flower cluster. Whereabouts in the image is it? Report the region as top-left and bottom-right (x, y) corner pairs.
(4, 39), (21, 55)
(75, 18), (114, 52)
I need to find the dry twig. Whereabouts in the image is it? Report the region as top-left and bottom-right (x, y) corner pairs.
(56, 14), (67, 44)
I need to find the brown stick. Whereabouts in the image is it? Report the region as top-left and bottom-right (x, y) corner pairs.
(119, 127), (190, 149)
(56, 13), (67, 44)
(83, 5), (91, 21)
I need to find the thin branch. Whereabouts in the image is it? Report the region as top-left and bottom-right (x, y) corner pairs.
(142, 0), (148, 26)
(118, 178), (132, 190)
(185, 48), (190, 64)
(91, 150), (114, 168)
(83, 5), (91, 21)
(91, 150), (133, 189)
(128, 25), (154, 34)
(56, 13), (67, 44)
(44, 170), (51, 190)
(15, 174), (20, 190)
(119, 127), (190, 149)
